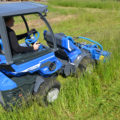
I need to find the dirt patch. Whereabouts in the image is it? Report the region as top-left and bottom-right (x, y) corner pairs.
(49, 14), (74, 23)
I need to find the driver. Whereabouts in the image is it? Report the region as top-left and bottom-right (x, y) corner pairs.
(5, 16), (40, 54)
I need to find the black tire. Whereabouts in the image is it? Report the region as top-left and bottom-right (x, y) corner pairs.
(0, 92), (6, 109)
(36, 77), (61, 106)
(76, 56), (95, 76)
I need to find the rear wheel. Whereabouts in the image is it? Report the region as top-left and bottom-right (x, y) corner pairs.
(36, 77), (61, 106)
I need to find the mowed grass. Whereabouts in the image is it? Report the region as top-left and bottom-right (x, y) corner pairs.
(0, 0), (120, 120)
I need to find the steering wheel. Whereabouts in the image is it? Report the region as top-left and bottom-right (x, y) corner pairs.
(25, 32), (40, 46)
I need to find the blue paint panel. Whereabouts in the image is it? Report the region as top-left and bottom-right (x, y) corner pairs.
(102, 51), (110, 57)
(0, 72), (17, 91)
(0, 54), (7, 64)
(60, 36), (81, 63)
(39, 58), (62, 75)
(9, 52), (62, 76)
(65, 48), (81, 63)
(11, 52), (55, 72)
(61, 37), (76, 52)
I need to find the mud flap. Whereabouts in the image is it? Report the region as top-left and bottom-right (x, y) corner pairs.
(34, 76), (44, 93)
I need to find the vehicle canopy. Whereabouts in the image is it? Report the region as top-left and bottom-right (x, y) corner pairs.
(0, 2), (48, 16)
(0, 2), (48, 64)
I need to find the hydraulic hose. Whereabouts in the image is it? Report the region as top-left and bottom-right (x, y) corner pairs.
(78, 36), (103, 51)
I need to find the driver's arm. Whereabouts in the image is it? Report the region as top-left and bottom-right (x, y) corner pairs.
(16, 33), (27, 41)
(8, 29), (34, 54)
(16, 29), (36, 41)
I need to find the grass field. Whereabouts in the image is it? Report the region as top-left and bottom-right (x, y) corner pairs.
(0, 0), (120, 120)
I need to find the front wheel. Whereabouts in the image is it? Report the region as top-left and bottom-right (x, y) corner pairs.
(76, 56), (95, 76)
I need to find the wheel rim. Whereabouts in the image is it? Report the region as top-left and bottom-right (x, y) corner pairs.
(47, 88), (59, 103)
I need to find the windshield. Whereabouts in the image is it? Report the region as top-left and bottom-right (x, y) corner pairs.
(13, 14), (50, 47)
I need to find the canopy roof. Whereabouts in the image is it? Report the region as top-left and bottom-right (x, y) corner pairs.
(0, 2), (48, 17)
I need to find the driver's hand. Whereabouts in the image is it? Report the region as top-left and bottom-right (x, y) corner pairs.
(28, 29), (37, 35)
(33, 42), (40, 50)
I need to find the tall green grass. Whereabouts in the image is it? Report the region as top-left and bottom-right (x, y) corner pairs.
(0, 0), (120, 119)
(48, 0), (120, 10)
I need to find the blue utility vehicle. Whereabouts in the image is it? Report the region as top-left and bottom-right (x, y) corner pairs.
(0, 2), (109, 109)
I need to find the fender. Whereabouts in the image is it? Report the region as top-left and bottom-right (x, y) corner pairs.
(0, 72), (17, 91)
